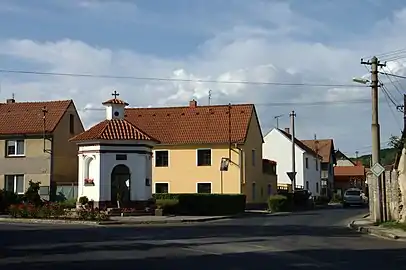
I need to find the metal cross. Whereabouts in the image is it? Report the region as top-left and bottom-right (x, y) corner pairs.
(112, 90), (119, 99)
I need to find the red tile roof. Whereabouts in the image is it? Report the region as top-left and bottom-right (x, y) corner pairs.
(0, 100), (72, 135)
(263, 159), (277, 165)
(334, 165), (365, 176)
(301, 139), (334, 163)
(102, 98), (129, 106)
(278, 129), (321, 158)
(69, 119), (159, 142)
(124, 103), (259, 145)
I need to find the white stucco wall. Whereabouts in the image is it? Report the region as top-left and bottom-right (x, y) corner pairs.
(77, 143), (154, 202)
(303, 152), (321, 196)
(263, 129), (321, 195)
(263, 129), (305, 186)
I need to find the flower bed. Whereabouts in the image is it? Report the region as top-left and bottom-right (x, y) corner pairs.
(9, 202), (109, 221)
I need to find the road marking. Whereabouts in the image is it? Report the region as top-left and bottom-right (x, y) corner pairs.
(181, 247), (222, 255)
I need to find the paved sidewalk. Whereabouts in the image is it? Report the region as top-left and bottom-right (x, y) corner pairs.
(348, 216), (406, 240)
(0, 211), (278, 226)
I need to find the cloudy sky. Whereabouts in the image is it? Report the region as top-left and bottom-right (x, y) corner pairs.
(0, 0), (406, 156)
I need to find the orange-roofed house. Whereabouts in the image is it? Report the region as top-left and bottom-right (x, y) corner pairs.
(301, 139), (336, 197)
(122, 99), (275, 204)
(0, 97), (84, 199)
(69, 94), (159, 208)
(334, 165), (366, 195)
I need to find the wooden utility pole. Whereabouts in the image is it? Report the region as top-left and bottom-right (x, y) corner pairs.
(290, 111), (296, 191)
(361, 56), (387, 222)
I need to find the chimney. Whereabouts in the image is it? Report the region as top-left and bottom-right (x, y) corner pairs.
(189, 99), (197, 108)
(284, 127), (290, 134)
(6, 98), (15, 104)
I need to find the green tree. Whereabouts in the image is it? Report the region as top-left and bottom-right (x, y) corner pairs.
(388, 134), (403, 149)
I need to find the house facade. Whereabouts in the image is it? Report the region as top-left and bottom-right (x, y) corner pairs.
(302, 139), (336, 197)
(263, 128), (322, 196)
(335, 150), (357, 166)
(0, 98), (84, 199)
(70, 95), (158, 208)
(333, 150), (366, 195)
(123, 99), (276, 203)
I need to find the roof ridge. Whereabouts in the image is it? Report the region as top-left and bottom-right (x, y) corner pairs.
(0, 99), (72, 104)
(125, 103), (254, 110)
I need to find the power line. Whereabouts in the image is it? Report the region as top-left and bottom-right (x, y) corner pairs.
(0, 98), (396, 116)
(379, 71), (406, 80)
(0, 68), (367, 88)
(363, 48), (406, 60)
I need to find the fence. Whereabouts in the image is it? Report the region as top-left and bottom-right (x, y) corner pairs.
(367, 169), (399, 221)
(54, 183), (78, 201)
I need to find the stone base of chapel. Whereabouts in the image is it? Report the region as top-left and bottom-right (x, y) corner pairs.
(93, 200), (155, 210)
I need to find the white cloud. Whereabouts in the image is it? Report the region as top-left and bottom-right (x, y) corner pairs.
(1, 1), (406, 154)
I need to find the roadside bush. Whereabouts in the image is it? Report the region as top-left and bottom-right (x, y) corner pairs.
(314, 196), (330, 205)
(153, 193), (246, 215)
(0, 189), (23, 213)
(78, 196), (89, 206)
(268, 195), (290, 212)
(8, 202), (109, 221)
(155, 199), (179, 215)
(58, 198), (77, 209)
(330, 194), (342, 203)
(24, 181), (43, 207)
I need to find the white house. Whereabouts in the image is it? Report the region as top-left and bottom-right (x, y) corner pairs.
(262, 128), (322, 196)
(69, 92), (159, 209)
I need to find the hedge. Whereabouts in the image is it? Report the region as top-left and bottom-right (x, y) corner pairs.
(268, 195), (290, 212)
(153, 193), (246, 216)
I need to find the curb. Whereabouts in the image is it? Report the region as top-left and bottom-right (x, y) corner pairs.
(0, 217), (101, 226)
(348, 221), (400, 240)
(0, 214), (248, 226)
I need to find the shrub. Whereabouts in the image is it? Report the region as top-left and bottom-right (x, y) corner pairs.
(76, 208), (109, 221)
(153, 193), (246, 215)
(268, 195), (289, 212)
(58, 198), (77, 209)
(78, 196), (89, 206)
(330, 194), (342, 203)
(155, 199), (179, 215)
(314, 196), (330, 205)
(0, 189), (23, 213)
(24, 181), (42, 207)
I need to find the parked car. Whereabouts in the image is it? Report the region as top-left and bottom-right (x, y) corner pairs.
(343, 188), (364, 207)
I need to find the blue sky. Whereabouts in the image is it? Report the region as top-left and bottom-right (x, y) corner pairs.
(0, 0), (406, 155)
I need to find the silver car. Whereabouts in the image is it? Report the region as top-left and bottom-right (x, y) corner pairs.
(343, 188), (364, 207)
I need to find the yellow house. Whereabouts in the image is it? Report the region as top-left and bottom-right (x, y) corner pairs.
(124, 99), (277, 203)
(0, 97), (84, 199)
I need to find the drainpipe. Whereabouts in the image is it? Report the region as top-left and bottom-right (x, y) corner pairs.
(234, 143), (244, 194)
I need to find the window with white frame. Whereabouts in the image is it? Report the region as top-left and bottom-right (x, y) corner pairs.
(197, 149), (211, 166)
(155, 150), (169, 167)
(6, 140), (25, 156)
(197, 183), (211, 193)
(5, 175), (24, 194)
(155, 183), (169, 193)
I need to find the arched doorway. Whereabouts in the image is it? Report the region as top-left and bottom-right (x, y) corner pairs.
(111, 164), (131, 207)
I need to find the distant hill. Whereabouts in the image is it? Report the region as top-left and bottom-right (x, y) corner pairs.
(350, 148), (397, 168)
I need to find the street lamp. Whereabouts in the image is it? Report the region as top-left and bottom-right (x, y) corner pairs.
(352, 77), (370, 85)
(220, 158), (230, 194)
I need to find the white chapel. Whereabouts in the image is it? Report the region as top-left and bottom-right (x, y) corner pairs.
(70, 91), (159, 208)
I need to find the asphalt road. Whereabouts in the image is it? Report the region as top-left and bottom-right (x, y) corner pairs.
(1, 207), (406, 270)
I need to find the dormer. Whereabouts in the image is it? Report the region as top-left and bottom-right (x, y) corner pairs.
(102, 91), (129, 120)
